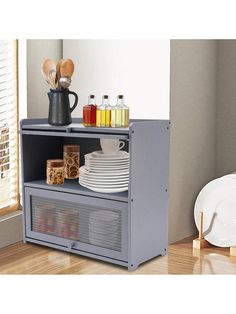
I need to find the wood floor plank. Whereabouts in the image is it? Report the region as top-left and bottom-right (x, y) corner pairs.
(0, 236), (235, 274)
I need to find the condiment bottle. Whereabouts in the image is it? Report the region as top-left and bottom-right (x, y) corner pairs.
(115, 95), (123, 127)
(83, 95), (96, 127)
(96, 95), (107, 127)
(63, 145), (80, 179)
(104, 95), (112, 127)
(111, 102), (116, 128)
(46, 159), (64, 185)
(121, 97), (129, 127)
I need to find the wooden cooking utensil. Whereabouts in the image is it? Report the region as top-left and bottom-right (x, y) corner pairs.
(60, 59), (74, 78)
(41, 59), (57, 89)
(48, 69), (57, 90)
(193, 211), (209, 249)
(56, 59), (64, 89)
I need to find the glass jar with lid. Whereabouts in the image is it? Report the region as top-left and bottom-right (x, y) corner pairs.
(46, 159), (64, 185)
(63, 145), (80, 179)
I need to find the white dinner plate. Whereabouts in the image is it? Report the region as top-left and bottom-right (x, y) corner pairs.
(85, 165), (129, 172)
(80, 174), (129, 181)
(79, 181), (128, 193)
(79, 178), (128, 188)
(80, 175), (129, 183)
(80, 180), (128, 188)
(91, 150), (129, 158)
(194, 177), (236, 247)
(85, 161), (129, 167)
(85, 160), (129, 166)
(80, 165), (129, 176)
(80, 175), (129, 182)
(85, 153), (129, 162)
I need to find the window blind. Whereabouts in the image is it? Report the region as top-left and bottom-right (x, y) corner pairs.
(0, 40), (19, 213)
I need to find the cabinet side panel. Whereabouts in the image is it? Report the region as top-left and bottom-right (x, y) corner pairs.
(129, 120), (170, 268)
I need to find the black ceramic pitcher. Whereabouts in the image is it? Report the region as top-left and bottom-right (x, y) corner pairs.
(48, 89), (78, 126)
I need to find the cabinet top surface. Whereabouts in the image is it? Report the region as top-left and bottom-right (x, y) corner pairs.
(20, 118), (169, 135)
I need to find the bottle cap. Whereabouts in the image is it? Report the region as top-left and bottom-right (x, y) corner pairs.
(103, 95), (109, 99)
(118, 95), (124, 99)
(90, 95), (95, 98)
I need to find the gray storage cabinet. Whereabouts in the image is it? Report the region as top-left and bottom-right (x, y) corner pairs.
(20, 118), (170, 271)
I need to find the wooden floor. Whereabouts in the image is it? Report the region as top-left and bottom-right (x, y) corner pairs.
(0, 236), (236, 274)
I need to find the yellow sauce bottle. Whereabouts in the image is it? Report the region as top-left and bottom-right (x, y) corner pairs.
(111, 102), (116, 128)
(103, 95), (111, 127)
(121, 106), (129, 127)
(96, 95), (106, 127)
(115, 95), (124, 128)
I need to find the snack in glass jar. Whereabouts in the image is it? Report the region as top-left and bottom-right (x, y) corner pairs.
(63, 145), (80, 179)
(46, 159), (64, 185)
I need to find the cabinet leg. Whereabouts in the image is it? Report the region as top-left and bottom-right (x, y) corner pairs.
(161, 248), (167, 256)
(128, 263), (139, 272)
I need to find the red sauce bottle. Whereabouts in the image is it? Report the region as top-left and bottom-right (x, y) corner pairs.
(83, 95), (97, 127)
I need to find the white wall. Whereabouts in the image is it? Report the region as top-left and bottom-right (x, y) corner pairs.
(169, 40), (218, 243)
(27, 40), (62, 118)
(63, 40), (170, 119)
(216, 40), (236, 176)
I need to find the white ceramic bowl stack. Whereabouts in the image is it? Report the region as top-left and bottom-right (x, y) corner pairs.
(79, 150), (130, 193)
(89, 210), (121, 249)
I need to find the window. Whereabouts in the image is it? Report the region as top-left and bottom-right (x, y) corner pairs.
(0, 40), (19, 215)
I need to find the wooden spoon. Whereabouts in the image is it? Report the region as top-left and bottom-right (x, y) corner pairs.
(56, 59), (64, 89)
(60, 59), (74, 78)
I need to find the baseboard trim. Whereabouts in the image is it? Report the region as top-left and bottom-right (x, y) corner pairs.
(0, 210), (23, 249)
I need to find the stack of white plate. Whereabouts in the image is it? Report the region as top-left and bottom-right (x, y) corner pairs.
(89, 210), (120, 250)
(79, 150), (129, 193)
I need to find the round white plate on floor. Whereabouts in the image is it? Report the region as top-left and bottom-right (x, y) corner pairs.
(222, 173), (236, 180)
(79, 181), (128, 193)
(194, 177), (236, 247)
